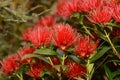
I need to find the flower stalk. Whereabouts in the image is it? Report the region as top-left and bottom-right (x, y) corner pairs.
(104, 30), (120, 59)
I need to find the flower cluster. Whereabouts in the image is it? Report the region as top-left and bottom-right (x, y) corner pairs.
(56, 0), (120, 24)
(1, 20), (98, 79)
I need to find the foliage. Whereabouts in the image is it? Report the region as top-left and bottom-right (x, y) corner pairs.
(0, 0), (120, 80)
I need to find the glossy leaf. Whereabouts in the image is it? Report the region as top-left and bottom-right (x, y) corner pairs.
(104, 65), (113, 80)
(90, 46), (111, 63)
(68, 55), (81, 63)
(34, 48), (57, 55)
(22, 54), (40, 60)
(22, 54), (50, 64)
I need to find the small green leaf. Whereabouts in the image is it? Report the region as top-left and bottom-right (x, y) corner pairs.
(87, 63), (94, 74)
(40, 70), (53, 78)
(68, 55), (81, 63)
(22, 54), (39, 60)
(104, 65), (113, 80)
(53, 65), (61, 72)
(90, 46), (111, 63)
(22, 54), (50, 64)
(34, 48), (57, 55)
(75, 78), (85, 80)
(112, 71), (120, 78)
(97, 31), (108, 42)
(53, 65), (67, 72)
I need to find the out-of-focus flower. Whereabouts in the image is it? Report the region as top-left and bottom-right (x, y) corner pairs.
(65, 61), (86, 80)
(56, 0), (79, 18)
(51, 57), (60, 65)
(34, 15), (56, 28)
(22, 28), (32, 41)
(111, 27), (120, 37)
(0, 54), (20, 74)
(53, 23), (78, 50)
(27, 62), (44, 78)
(75, 35), (99, 57)
(87, 6), (113, 24)
(113, 3), (120, 22)
(17, 46), (35, 63)
(27, 27), (53, 47)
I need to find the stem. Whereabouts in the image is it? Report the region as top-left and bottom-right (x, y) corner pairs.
(59, 54), (67, 80)
(104, 30), (120, 59)
(42, 78), (45, 80)
(48, 57), (54, 66)
(33, 78), (36, 80)
(86, 60), (95, 80)
(86, 60), (90, 80)
(16, 74), (23, 80)
(62, 54), (66, 65)
(80, 21), (94, 38)
(83, 25), (94, 38)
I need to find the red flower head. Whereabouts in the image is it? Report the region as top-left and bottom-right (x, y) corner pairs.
(17, 46), (35, 63)
(28, 27), (53, 47)
(51, 57), (60, 65)
(113, 3), (120, 22)
(27, 62), (45, 78)
(78, 0), (102, 13)
(22, 28), (32, 41)
(75, 35), (99, 57)
(34, 15), (56, 28)
(103, 0), (117, 7)
(53, 23), (78, 50)
(0, 54), (20, 74)
(111, 27), (120, 37)
(87, 6), (113, 24)
(65, 61), (86, 80)
(56, 0), (79, 18)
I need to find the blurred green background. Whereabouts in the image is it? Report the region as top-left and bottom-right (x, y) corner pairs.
(0, 0), (57, 59)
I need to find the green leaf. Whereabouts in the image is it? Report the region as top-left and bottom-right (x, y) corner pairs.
(40, 70), (53, 78)
(74, 78), (85, 80)
(87, 63), (94, 74)
(22, 54), (40, 60)
(53, 65), (67, 72)
(17, 64), (29, 75)
(90, 46), (111, 63)
(22, 54), (50, 64)
(34, 48), (57, 55)
(68, 55), (81, 63)
(96, 30), (109, 42)
(104, 65), (113, 80)
(112, 71), (120, 78)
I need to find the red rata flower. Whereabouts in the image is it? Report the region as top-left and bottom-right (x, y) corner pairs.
(65, 61), (86, 80)
(17, 46), (35, 63)
(111, 27), (120, 37)
(51, 57), (60, 65)
(34, 15), (56, 28)
(27, 62), (44, 78)
(0, 54), (20, 74)
(113, 3), (120, 22)
(78, 0), (102, 13)
(87, 6), (113, 24)
(56, 0), (79, 18)
(53, 23), (78, 50)
(22, 28), (32, 41)
(75, 35), (99, 57)
(26, 27), (53, 47)
(103, 0), (117, 7)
